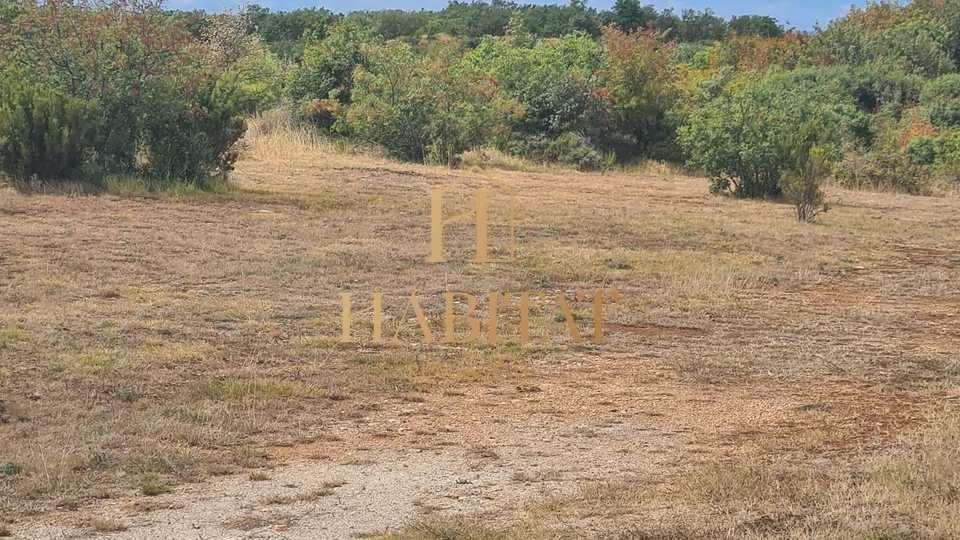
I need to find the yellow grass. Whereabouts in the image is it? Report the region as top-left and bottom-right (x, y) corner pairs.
(0, 118), (958, 537)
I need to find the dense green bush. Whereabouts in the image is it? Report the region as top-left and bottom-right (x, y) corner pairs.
(679, 72), (847, 198)
(0, 1), (255, 190)
(600, 25), (677, 157)
(834, 150), (930, 193)
(290, 22), (366, 127)
(0, 71), (101, 184)
(819, 5), (957, 79)
(907, 136), (938, 165)
(906, 132), (960, 172)
(344, 38), (520, 165)
(248, 5), (339, 61)
(141, 75), (247, 187)
(464, 29), (603, 139)
(920, 74), (960, 128)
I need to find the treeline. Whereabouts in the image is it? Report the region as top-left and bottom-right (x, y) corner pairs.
(243, 1), (784, 61)
(2, 0), (960, 214)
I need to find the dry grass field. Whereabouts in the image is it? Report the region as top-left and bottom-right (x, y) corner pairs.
(1, 122), (959, 539)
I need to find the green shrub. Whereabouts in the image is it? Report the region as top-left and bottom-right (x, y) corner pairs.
(140, 74), (247, 187)
(905, 132), (960, 180)
(834, 150), (930, 193)
(680, 72), (846, 199)
(290, 23), (366, 129)
(345, 38), (519, 166)
(931, 132), (960, 166)
(906, 136), (938, 165)
(782, 143), (830, 222)
(0, 72), (101, 185)
(463, 29), (625, 161)
(920, 74), (960, 128)
(4, 1), (253, 190)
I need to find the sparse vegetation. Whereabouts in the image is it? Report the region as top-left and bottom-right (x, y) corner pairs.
(139, 475), (171, 496)
(260, 486), (338, 505)
(249, 471), (272, 481)
(1, 113), (958, 536)
(114, 389), (141, 403)
(91, 517), (128, 533)
(1, 0), (960, 536)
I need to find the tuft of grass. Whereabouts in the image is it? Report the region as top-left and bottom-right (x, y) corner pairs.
(248, 471), (271, 481)
(114, 389), (141, 403)
(242, 107), (381, 162)
(57, 349), (126, 375)
(223, 515), (272, 531)
(0, 462), (21, 475)
(377, 517), (511, 540)
(194, 379), (313, 399)
(552, 312), (587, 323)
(91, 517), (128, 533)
(604, 260), (633, 270)
(142, 342), (214, 363)
(511, 470), (562, 483)
(139, 475), (170, 496)
(467, 446), (500, 460)
(458, 147), (542, 172)
(260, 486), (336, 505)
(154, 326), (178, 335)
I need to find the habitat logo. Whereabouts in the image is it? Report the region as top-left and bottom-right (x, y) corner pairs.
(427, 166), (515, 263)
(339, 167), (619, 344)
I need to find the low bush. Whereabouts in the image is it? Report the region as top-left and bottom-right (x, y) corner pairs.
(0, 72), (101, 186)
(0, 1), (254, 191)
(782, 144), (830, 221)
(141, 75), (247, 188)
(834, 150), (930, 193)
(501, 132), (605, 170)
(920, 74), (960, 129)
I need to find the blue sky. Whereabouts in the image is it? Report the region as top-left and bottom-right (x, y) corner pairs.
(167, 0), (868, 31)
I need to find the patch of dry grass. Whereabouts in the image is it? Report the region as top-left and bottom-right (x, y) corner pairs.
(383, 415), (960, 539)
(240, 107), (383, 163)
(259, 484), (340, 505)
(459, 147), (549, 173)
(91, 517), (128, 532)
(2, 130), (959, 532)
(139, 475), (171, 496)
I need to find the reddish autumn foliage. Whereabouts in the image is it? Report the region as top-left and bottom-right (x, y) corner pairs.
(598, 24), (676, 153)
(704, 31), (838, 71)
(2, 0), (201, 101)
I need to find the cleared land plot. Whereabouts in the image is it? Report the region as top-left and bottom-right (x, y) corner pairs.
(1, 139), (959, 538)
